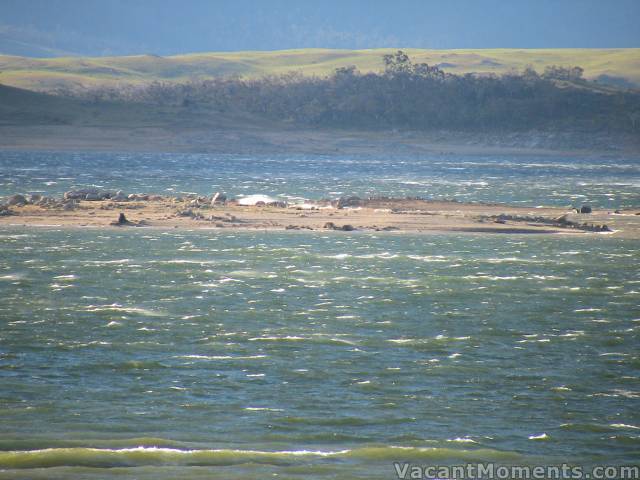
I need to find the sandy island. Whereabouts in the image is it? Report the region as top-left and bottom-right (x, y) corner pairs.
(2, 192), (639, 238)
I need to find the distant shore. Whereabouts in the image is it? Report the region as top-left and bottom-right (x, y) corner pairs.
(1, 124), (639, 157)
(2, 194), (638, 237)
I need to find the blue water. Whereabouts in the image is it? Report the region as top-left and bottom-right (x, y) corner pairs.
(0, 151), (639, 479)
(1, 151), (639, 208)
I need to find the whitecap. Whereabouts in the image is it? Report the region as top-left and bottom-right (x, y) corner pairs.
(610, 423), (640, 430)
(244, 407), (284, 412)
(461, 275), (522, 281)
(447, 437), (477, 444)
(83, 304), (166, 317)
(175, 355), (267, 360)
(249, 336), (306, 342)
(154, 259), (218, 265)
(551, 386), (572, 392)
(0, 274), (25, 281)
(53, 274), (77, 281)
(407, 255), (449, 262)
(83, 259), (132, 265)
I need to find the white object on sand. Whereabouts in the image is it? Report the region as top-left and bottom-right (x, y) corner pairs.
(237, 194), (280, 206)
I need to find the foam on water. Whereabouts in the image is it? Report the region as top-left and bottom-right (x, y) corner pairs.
(175, 355), (267, 360)
(0, 445), (524, 469)
(83, 304), (167, 317)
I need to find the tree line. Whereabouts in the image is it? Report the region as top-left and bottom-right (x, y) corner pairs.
(56, 51), (640, 132)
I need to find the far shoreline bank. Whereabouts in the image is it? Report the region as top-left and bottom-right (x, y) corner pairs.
(1, 125), (638, 158)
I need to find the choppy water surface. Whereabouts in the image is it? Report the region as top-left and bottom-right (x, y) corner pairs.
(0, 228), (639, 479)
(1, 151), (639, 208)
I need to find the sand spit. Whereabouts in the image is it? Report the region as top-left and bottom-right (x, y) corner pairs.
(1, 193), (638, 237)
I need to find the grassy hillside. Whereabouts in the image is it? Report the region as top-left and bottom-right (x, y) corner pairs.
(0, 83), (271, 131)
(0, 83), (179, 127)
(1, 48), (639, 92)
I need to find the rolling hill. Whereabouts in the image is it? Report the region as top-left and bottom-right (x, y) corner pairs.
(1, 48), (639, 92)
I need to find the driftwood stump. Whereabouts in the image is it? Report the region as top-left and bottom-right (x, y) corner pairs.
(110, 212), (134, 226)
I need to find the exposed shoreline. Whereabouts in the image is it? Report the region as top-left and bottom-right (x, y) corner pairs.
(1, 125), (638, 157)
(2, 195), (638, 238)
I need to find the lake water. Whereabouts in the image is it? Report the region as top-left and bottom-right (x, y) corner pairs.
(1, 151), (639, 208)
(0, 151), (639, 479)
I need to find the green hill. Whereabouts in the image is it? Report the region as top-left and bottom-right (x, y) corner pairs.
(1, 48), (639, 92)
(0, 83), (186, 127)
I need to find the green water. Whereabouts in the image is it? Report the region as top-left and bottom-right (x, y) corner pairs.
(0, 228), (638, 478)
